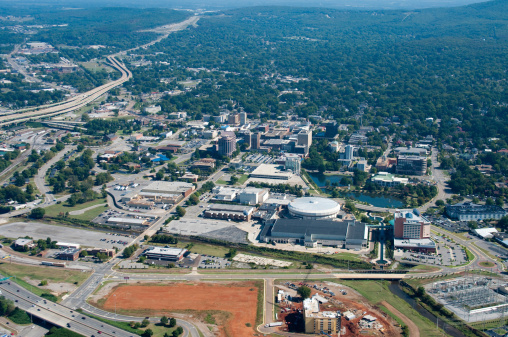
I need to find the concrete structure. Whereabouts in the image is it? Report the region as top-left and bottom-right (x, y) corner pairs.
(288, 197), (341, 220)
(14, 238), (34, 249)
(126, 197), (154, 210)
(394, 210), (431, 240)
(344, 145), (354, 160)
(238, 187), (269, 205)
(142, 181), (195, 198)
(260, 218), (368, 249)
(304, 294), (341, 335)
(213, 186), (240, 201)
(55, 242), (80, 249)
(394, 238), (436, 253)
(144, 247), (187, 261)
(218, 131), (236, 157)
(297, 130), (312, 148)
(394, 147), (427, 157)
(251, 132), (261, 150)
(192, 158), (216, 171)
(446, 202), (507, 221)
(474, 228), (499, 239)
(56, 248), (80, 261)
(250, 164), (293, 180)
(202, 130), (218, 139)
(239, 112), (247, 125)
(371, 172), (408, 187)
(107, 217), (149, 227)
(203, 204), (254, 221)
(285, 156), (301, 174)
(376, 156), (397, 172)
(228, 113), (239, 125)
(144, 105), (161, 114)
(179, 173), (199, 183)
(396, 155), (427, 175)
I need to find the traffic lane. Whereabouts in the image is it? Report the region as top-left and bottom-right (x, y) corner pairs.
(0, 282), (134, 337)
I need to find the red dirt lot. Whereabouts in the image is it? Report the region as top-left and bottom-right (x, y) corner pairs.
(102, 282), (259, 337)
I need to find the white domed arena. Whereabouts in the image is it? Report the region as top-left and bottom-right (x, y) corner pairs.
(288, 197), (341, 219)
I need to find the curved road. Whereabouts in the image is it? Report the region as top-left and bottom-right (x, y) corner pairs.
(0, 56), (132, 126)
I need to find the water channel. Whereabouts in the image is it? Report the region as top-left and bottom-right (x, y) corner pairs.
(389, 281), (465, 337)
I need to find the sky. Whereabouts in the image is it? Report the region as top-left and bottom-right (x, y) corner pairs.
(0, 0), (492, 10)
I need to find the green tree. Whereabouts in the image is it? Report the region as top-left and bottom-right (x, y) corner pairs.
(141, 329), (153, 337)
(141, 318), (150, 327)
(176, 206), (186, 217)
(169, 317), (177, 327)
(435, 199), (445, 207)
(297, 286), (311, 300)
(160, 315), (168, 326)
(30, 207), (45, 219)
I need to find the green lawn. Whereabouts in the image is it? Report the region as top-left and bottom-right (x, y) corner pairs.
(176, 242), (230, 258)
(84, 312), (181, 336)
(216, 179), (228, 185)
(337, 280), (443, 336)
(71, 204), (109, 221)
(0, 262), (91, 286)
(43, 199), (107, 218)
(236, 174), (249, 185)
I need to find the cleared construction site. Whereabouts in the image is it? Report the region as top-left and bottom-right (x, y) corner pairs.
(427, 276), (508, 322)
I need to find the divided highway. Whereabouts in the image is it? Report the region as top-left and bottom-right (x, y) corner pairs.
(0, 281), (134, 337)
(0, 56), (132, 127)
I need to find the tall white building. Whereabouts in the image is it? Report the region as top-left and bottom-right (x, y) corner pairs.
(345, 145), (354, 160)
(285, 157), (301, 174)
(239, 112), (247, 125)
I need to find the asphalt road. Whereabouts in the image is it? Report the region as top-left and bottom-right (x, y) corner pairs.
(0, 281), (134, 337)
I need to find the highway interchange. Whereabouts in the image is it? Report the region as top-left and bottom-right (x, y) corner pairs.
(0, 14), (506, 337)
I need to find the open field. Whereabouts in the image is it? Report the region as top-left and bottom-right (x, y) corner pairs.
(338, 280), (443, 336)
(99, 281), (260, 337)
(0, 263), (90, 285)
(43, 198), (107, 218)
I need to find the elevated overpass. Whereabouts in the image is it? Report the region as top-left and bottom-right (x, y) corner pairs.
(0, 281), (134, 337)
(0, 56), (132, 127)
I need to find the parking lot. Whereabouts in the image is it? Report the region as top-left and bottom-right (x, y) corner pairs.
(0, 222), (134, 249)
(197, 255), (230, 269)
(399, 235), (466, 266)
(245, 154), (274, 164)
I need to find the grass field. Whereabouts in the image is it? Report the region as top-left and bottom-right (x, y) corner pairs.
(0, 262), (91, 286)
(44, 198), (107, 220)
(84, 313), (180, 336)
(337, 280), (444, 336)
(236, 174), (249, 185)
(176, 242), (230, 258)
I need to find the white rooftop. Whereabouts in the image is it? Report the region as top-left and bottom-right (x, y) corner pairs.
(474, 227), (498, 239)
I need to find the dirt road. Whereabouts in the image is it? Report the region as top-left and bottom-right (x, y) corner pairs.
(380, 301), (419, 337)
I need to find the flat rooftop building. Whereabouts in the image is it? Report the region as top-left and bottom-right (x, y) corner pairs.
(204, 204), (255, 221)
(142, 181), (195, 197)
(250, 164), (293, 180)
(260, 218), (368, 249)
(446, 202), (507, 221)
(144, 247), (187, 261)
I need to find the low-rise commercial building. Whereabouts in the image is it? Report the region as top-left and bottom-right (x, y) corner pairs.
(144, 247), (187, 261)
(446, 202), (507, 221)
(56, 248), (80, 261)
(142, 181), (195, 198)
(238, 187), (269, 205)
(371, 172), (408, 187)
(192, 158), (216, 171)
(107, 217), (149, 228)
(203, 204), (255, 221)
(250, 164), (293, 180)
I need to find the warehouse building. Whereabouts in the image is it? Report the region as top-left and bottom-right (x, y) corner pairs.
(260, 218), (368, 249)
(446, 202), (507, 221)
(203, 204), (255, 221)
(238, 187), (269, 205)
(142, 181), (195, 198)
(107, 217), (149, 229)
(144, 247), (187, 261)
